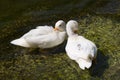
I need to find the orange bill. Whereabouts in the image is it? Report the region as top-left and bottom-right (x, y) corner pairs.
(54, 27), (59, 31)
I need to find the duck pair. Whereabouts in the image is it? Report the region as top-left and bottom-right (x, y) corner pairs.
(11, 20), (97, 70)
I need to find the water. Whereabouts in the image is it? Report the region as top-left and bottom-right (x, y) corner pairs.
(0, 0), (120, 80)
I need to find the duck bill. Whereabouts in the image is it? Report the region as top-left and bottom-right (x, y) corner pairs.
(74, 30), (78, 34)
(54, 27), (59, 31)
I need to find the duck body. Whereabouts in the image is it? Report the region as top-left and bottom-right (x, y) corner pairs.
(66, 35), (97, 70)
(65, 20), (97, 70)
(11, 20), (66, 48)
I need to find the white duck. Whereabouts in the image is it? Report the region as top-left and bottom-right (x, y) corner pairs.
(65, 20), (97, 70)
(11, 20), (66, 48)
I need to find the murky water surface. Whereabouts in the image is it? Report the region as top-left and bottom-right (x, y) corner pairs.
(0, 0), (120, 80)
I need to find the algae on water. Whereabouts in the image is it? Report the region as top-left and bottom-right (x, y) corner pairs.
(0, 0), (120, 80)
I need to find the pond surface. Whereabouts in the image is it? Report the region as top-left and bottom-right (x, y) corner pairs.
(0, 0), (120, 80)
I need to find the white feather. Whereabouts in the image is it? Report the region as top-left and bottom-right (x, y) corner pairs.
(65, 20), (97, 70)
(10, 38), (30, 47)
(11, 20), (66, 48)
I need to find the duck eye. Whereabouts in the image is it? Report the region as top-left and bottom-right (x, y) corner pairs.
(59, 24), (62, 26)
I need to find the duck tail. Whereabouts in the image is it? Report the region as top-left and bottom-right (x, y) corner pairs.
(10, 38), (30, 48)
(76, 59), (92, 70)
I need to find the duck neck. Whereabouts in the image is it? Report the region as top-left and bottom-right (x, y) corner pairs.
(67, 27), (78, 37)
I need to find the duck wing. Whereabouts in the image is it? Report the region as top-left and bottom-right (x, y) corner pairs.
(21, 26), (54, 38)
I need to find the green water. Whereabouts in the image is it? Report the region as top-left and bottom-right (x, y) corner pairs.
(0, 0), (120, 80)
